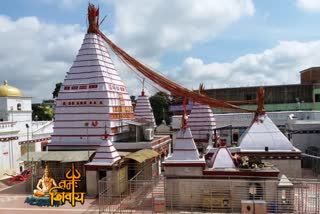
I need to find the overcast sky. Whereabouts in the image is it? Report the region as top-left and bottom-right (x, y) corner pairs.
(1, 0), (320, 102)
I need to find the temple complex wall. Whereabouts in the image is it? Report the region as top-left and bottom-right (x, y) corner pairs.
(164, 166), (203, 177)
(265, 159), (302, 178)
(165, 178), (286, 212)
(86, 170), (98, 196)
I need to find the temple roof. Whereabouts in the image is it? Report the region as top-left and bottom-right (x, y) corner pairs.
(0, 80), (23, 97)
(211, 147), (235, 169)
(239, 114), (294, 151)
(164, 127), (205, 163)
(86, 138), (121, 166)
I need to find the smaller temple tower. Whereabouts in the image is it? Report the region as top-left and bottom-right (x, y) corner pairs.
(188, 84), (216, 146)
(134, 84), (156, 128)
(210, 146), (235, 169)
(238, 114), (301, 177)
(85, 135), (122, 196)
(163, 106), (205, 176)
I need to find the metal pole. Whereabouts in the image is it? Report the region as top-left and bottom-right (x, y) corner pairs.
(31, 158), (34, 192)
(27, 126), (29, 164)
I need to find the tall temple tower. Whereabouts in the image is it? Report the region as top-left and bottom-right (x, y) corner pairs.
(50, 5), (134, 150)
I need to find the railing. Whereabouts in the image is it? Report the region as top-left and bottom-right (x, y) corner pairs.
(98, 175), (320, 213)
(0, 121), (16, 129)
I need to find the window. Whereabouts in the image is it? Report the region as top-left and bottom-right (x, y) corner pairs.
(79, 85), (87, 89)
(89, 84), (98, 89)
(71, 86), (78, 90)
(64, 86), (70, 90)
(17, 103), (21, 110)
(315, 94), (320, 102)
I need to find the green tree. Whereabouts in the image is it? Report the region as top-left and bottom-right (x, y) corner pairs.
(52, 82), (62, 98)
(32, 105), (53, 121)
(149, 92), (171, 125)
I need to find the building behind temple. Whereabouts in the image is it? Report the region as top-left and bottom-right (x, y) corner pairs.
(0, 80), (53, 178)
(205, 67), (320, 113)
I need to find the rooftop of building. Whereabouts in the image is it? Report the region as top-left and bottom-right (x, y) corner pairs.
(300, 66), (320, 74)
(0, 80), (23, 97)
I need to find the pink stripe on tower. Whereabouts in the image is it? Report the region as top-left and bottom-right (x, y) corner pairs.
(134, 88), (156, 128)
(187, 102), (216, 143)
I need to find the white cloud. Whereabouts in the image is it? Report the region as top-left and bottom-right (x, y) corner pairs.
(4, 1), (319, 103)
(0, 15), (84, 102)
(0, 0), (255, 102)
(169, 40), (320, 90)
(0, 14), (160, 103)
(111, 0), (255, 60)
(297, 0), (320, 12)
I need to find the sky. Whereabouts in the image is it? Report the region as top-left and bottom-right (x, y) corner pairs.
(2, 0), (320, 102)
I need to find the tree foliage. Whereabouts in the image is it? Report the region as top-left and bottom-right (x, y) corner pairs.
(52, 82), (62, 98)
(149, 91), (171, 125)
(32, 105), (53, 121)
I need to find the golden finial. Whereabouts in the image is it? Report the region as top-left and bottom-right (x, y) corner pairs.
(4, 80), (8, 86)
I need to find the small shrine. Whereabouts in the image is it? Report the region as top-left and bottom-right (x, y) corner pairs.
(238, 113), (301, 177)
(163, 99), (206, 175)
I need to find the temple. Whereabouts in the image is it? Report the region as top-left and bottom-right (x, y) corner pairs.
(49, 25), (134, 150)
(163, 126), (206, 175)
(238, 114), (301, 177)
(42, 4), (170, 197)
(11, 4), (309, 213)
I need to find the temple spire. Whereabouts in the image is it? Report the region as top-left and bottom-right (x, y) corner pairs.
(181, 97), (188, 129)
(141, 78), (145, 96)
(87, 3), (100, 34)
(251, 87), (266, 125)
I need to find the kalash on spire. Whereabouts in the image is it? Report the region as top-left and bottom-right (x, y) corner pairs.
(49, 4), (134, 150)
